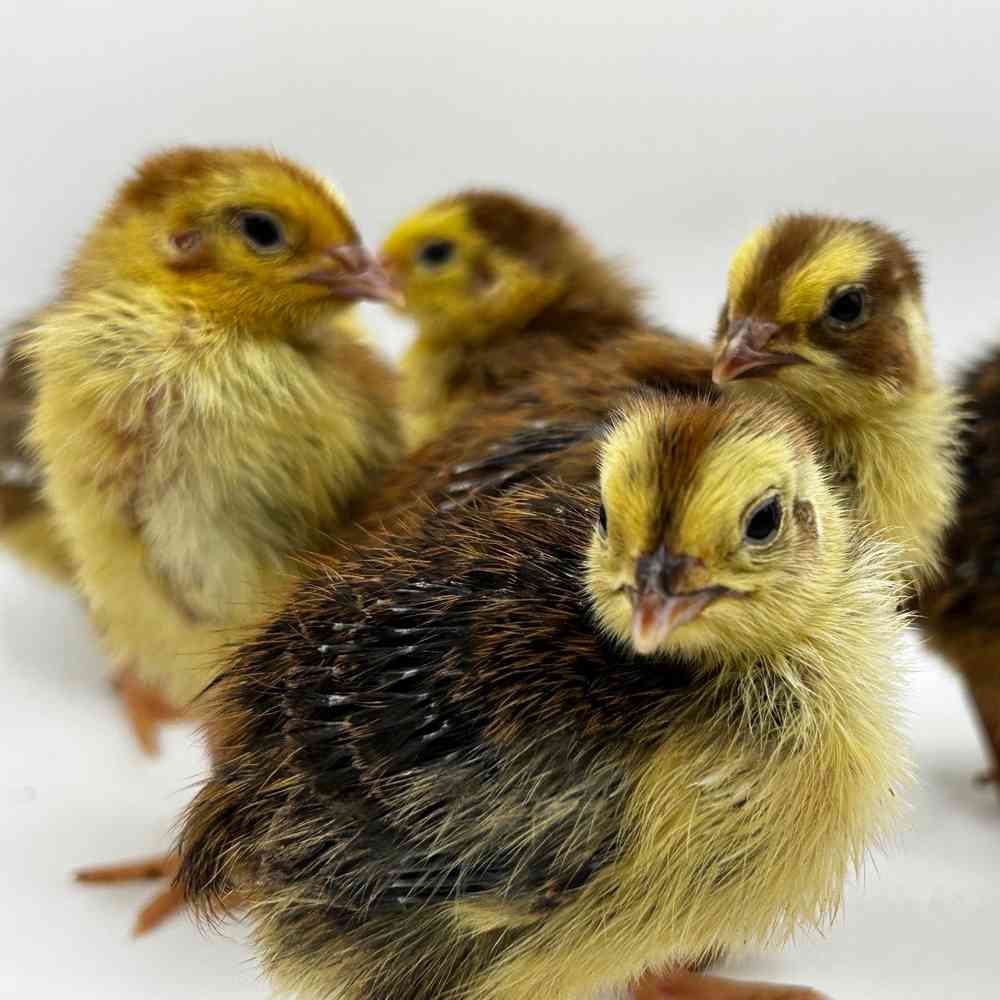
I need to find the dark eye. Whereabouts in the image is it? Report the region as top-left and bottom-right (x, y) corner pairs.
(418, 240), (455, 267)
(744, 496), (782, 545)
(825, 285), (867, 330)
(596, 502), (608, 537)
(237, 211), (285, 252)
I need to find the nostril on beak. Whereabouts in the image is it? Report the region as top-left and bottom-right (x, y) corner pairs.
(746, 320), (780, 350)
(725, 318), (750, 346)
(635, 548), (699, 596)
(726, 318), (781, 351)
(325, 244), (373, 274)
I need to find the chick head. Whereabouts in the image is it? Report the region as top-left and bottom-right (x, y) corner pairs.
(67, 146), (397, 334)
(588, 396), (843, 662)
(379, 190), (599, 344)
(713, 214), (928, 415)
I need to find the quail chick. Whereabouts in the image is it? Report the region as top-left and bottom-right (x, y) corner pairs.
(25, 147), (402, 933)
(917, 345), (1000, 788)
(180, 394), (907, 1000)
(369, 190), (711, 519)
(712, 214), (962, 591)
(26, 146), (401, 755)
(0, 316), (73, 580)
(380, 189), (672, 448)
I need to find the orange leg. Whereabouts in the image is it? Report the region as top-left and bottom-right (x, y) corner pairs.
(76, 852), (243, 936)
(76, 853), (186, 936)
(966, 677), (1000, 797)
(113, 664), (185, 757)
(633, 968), (830, 1000)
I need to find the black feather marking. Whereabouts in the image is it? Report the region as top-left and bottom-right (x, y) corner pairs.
(210, 487), (702, 928)
(437, 423), (595, 511)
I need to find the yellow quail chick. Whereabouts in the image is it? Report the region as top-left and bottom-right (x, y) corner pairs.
(26, 145), (400, 754)
(712, 214), (963, 593)
(380, 189), (664, 448)
(26, 146), (401, 931)
(365, 190), (711, 527)
(179, 394), (908, 1000)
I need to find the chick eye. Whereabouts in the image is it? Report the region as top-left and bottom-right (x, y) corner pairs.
(237, 211), (286, 253)
(596, 502), (608, 538)
(743, 496), (782, 546)
(825, 285), (867, 330)
(418, 240), (455, 268)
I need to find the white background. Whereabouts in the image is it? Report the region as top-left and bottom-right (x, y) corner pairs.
(2, 2), (999, 998)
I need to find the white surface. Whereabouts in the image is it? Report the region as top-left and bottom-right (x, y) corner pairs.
(3, 1), (1000, 997)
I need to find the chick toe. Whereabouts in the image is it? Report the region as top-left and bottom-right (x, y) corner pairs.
(112, 666), (184, 757)
(75, 851), (177, 885)
(131, 882), (187, 936)
(76, 853), (186, 935)
(966, 678), (1000, 794)
(635, 969), (830, 1000)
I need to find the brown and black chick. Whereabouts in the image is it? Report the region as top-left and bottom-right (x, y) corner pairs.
(180, 394), (908, 1000)
(917, 345), (1000, 788)
(380, 189), (689, 449)
(712, 214), (963, 592)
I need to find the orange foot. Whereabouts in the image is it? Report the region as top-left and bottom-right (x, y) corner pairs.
(113, 666), (185, 756)
(76, 852), (244, 936)
(633, 968), (831, 1000)
(76, 853), (186, 935)
(966, 679), (1000, 802)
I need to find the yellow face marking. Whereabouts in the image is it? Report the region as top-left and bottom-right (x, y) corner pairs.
(777, 229), (880, 324)
(597, 400), (673, 564)
(726, 224), (773, 308)
(380, 203), (480, 267)
(678, 432), (795, 559)
(383, 199), (566, 347)
(598, 402), (800, 561)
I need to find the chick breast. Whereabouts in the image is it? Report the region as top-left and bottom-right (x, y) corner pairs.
(27, 291), (400, 707)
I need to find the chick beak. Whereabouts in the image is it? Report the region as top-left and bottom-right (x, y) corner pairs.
(629, 548), (722, 654)
(376, 254), (407, 309)
(631, 589), (718, 654)
(300, 244), (404, 306)
(712, 318), (805, 384)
